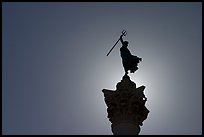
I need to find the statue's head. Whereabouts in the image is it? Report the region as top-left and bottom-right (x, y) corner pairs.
(124, 41), (129, 47)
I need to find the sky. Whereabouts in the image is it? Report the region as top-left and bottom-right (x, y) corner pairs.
(2, 2), (202, 135)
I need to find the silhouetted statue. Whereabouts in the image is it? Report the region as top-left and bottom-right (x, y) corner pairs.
(119, 35), (142, 75)
(106, 30), (142, 75)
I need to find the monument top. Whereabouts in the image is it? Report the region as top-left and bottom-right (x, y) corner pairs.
(106, 30), (142, 75)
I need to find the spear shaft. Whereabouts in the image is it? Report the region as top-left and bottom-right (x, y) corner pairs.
(106, 30), (127, 56)
(106, 38), (120, 56)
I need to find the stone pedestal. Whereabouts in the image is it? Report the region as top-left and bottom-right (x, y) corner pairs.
(102, 75), (149, 135)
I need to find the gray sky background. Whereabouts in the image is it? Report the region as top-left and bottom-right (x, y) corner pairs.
(2, 2), (202, 135)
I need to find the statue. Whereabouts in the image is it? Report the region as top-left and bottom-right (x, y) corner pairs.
(106, 30), (142, 75)
(119, 34), (142, 75)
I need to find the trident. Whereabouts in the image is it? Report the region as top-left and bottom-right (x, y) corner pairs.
(106, 30), (127, 56)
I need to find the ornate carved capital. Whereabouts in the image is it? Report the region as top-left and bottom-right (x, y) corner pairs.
(102, 75), (149, 129)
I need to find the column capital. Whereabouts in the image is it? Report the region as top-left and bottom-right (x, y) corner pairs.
(102, 75), (149, 135)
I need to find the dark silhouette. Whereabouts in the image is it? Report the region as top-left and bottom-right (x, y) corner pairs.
(119, 34), (142, 75)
